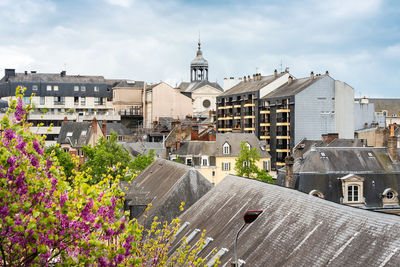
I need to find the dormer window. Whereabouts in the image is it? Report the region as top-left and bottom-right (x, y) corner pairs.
(339, 174), (365, 207)
(382, 188), (398, 207)
(309, 190), (324, 199)
(223, 142), (230, 154)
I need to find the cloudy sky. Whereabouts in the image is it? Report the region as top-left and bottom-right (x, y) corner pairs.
(0, 0), (399, 97)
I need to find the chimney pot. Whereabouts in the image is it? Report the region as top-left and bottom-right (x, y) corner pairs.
(253, 74), (256, 80)
(274, 69), (278, 78)
(92, 117), (98, 134)
(285, 156), (295, 188)
(243, 76), (246, 82)
(310, 71), (314, 80)
(24, 71), (27, 75)
(102, 120), (106, 137)
(288, 75), (293, 85)
(325, 70), (329, 75)
(248, 75), (251, 81)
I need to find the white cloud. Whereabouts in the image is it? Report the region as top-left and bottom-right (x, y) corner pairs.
(104, 0), (133, 8)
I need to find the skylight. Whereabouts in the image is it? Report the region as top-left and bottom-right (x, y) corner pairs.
(206, 248), (229, 266)
(66, 132), (73, 137)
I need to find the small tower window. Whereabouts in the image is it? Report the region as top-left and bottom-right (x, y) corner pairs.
(223, 142), (230, 154)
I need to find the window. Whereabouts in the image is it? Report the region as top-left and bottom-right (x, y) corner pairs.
(74, 96), (79, 105)
(382, 188), (398, 206)
(66, 132), (73, 137)
(40, 96), (45, 105)
(222, 162), (230, 171)
(309, 190), (324, 198)
(203, 99), (211, 108)
(81, 86), (86, 91)
(32, 85), (38, 91)
(46, 85), (52, 91)
(94, 86), (99, 92)
(387, 191), (394, 200)
(186, 158), (192, 166)
(202, 157), (208, 166)
(347, 185), (359, 202)
(243, 161), (248, 167)
(74, 85), (79, 91)
(81, 130), (87, 136)
(212, 171), (215, 177)
(22, 97), (31, 104)
(54, 96), (65, 105)
(118, 136), (123, 141)
(53, 85), (59, 91)
(223, 142), (230, 154)
(263, 160), (269, 170)
(94, 97), (104, 105)
(81, 97), (86, 105)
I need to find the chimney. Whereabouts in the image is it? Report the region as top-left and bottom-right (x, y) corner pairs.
(390, 124), (395, 137)
(274, 69), (278, 78)
(31, 71), (37, 73)
(60, 70), (66, 77)
(5, 69), (15, 80)
(253, 74), (256, 81)
(63, 116), (68, 122)
(247, 75), (251, 81)
(310, 71), (314, 80)
(243, 76), (247, 82)
(285, 67), (290, 73)
(91, 117), (98, 134)
(388, 135), (398, 162)
(327, 133), (339, 144)
(321, 134), (328, 142)
(102, 120), (106, 137)
(287, 75), (293, 85)
(176, 140), (181, 150)
(191, 127), (199, 140)
(285, 156), (295, 188)
(24, 71), (28, 75)
(325, 70), (329, 75)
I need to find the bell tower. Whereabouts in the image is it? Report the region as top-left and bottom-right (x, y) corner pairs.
(190, 40), (208, 82)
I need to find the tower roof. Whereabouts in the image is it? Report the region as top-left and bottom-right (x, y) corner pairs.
(191, 41), (208, 67)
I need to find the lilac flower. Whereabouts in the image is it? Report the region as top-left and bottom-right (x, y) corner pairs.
(0, 206), (9, 216)
(15, 98), (26, 121)
(33, 140), (43, 155)
(7, 156), (16, 167)
(98, 257), (108, 267)
(30, 156), (39, 168)
(115, 254), (124, 264)
(4, 129), (15, 141)
(16, 140), (26, 151)
(60, 194), (68, 208)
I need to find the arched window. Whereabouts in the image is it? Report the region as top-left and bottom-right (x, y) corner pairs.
(382, 188), (398, 206)
(347, 184), (360, 202)
(309, 190), (324, 199)
(223, 142), (230, 154)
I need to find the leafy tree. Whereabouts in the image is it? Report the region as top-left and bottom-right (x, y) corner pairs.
(173, 155), (185, 164)
(130, 149), (156, 174)
(82, 131), (132, 184)
(235, 140), (274, 183)
(45, 144), (76, 181)
(0, 87), (209, 266)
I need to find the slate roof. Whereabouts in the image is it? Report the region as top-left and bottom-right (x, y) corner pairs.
(106, 122), (132, 136)
(219, 74), (284, 96)
(1, 72), (107, 83)
(262, 75), (325, 99)
(366, 98), (400, 115)
(276, 147), (400, 207)
(120, 158), (213, 227)
(113, 80), (145, 88)
(173, 141), (216, 156)
(293, 138), (366, 159)
(57, 121), (93, 148)
(215, 133), (270, 158)
(173, 175), (400, 266)
(123, 142), (166, 159)
(179, 80), (223, 93)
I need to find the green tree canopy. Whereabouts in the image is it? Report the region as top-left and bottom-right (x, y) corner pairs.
(82, 131), (133, 184)
(44, 144), (76, 182)
(235, 140), (274, 183)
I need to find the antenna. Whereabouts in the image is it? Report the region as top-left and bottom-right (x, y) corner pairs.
(280, 59), (283, 73)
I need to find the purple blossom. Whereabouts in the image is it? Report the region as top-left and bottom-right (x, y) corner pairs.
(15, 98), (26, 121)
(0, 205), (9, 216)
(16, 140), (26, 151)
(30, 156), (39, 168)
(7, 156), (16, 167)
(60, 194), (68, 208)
(98, 257), (108, 267)
(33, 140), (43, 155)
(4, 129), (15, 141)
(115, 254), (124, 264)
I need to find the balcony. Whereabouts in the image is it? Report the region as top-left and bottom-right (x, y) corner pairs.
(119, 106), (143, 116)
(276, 109), (290, 113)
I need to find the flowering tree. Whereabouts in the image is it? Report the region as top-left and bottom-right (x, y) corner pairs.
(0, 88), (208, 266)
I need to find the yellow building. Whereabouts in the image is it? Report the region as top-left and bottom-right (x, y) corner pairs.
(170, 133), (271, 184)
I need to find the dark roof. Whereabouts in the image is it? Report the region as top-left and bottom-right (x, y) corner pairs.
(57, 121), (93, 148)
(106, 122), (131, 136)
(180, 80), (223, 93)
(366, 98), (400, 115)
(293, 147), (400, 173)
(0, 99), (8, 109)
(176, 82), (190, 91)
(172, 141), (216, 156)
(173, 175), (400, 266)
(293, 138), (366, 159)
(215, 133), (270, 158)
(1, 72), (107, 83)
(113, 80), (145, 88)
(262, 75), (327, 99)
(123, 142), (166, 159)
(120, 158), (213, 227)
(219, 74), (284, 96)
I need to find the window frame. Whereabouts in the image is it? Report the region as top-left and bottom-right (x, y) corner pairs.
(32, 85), (38, 91)
(347, 184), (360, 203)
(74, 85), (79, 92)
(222, 142), (230, 154)
(46, 85), (52, 91)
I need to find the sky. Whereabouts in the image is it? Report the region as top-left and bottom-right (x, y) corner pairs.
(0, 0), (399, 97)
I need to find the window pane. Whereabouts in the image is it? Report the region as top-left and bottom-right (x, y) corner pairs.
(74, 85), (79, 91)
(348, 186), (353, 202)
(46, 85), (52, 91)
(54, 85), (59, 91)
(32, 85), (38, 91)
(81, 86), (86, 91)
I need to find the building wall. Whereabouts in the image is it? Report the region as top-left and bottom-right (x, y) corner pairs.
(334, 80), (354, 138)
(294, 76), (335, 144)
(191, 85), (220, 118)
(354, 101), (377, 130)
(113, 87), (143, 113)
(259, 73), (290, 98)
(150, 82), (192, 124)
(215, 156), (270, 184)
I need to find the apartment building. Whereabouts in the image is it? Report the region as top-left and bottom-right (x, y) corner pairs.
(0, 69), (120, 145)
(217, 70), (354, 170)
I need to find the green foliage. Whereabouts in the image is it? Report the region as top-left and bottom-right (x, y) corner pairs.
(82, 131), (133, 184)
(235, 140), (274, 183)
(234, 140), (260, 178)
(130, 149), (156, 174)
(40, 107), (49, 114)
(173, 155), (185, 164)
(45, 144), (76, 181)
